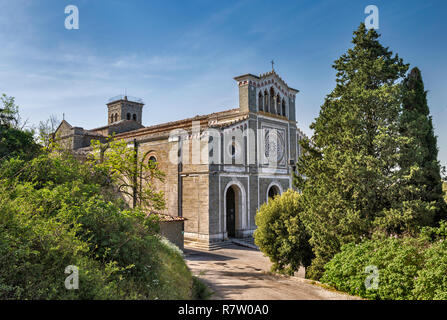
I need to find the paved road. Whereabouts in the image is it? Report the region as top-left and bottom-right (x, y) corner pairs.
(184, 244), (358, 300)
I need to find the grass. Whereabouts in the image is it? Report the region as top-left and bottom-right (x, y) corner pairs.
(192, 277), (213, 300)
(152, 238), (212, 300)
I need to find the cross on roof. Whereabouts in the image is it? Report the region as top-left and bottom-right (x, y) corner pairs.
(271, 60), (275, 71)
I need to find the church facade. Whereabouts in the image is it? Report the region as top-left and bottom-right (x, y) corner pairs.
(55, 70), (308, 246)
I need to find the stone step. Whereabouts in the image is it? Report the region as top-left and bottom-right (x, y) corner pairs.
(184, 239), (234, 251)
(184, 238), (259, 251)
(230, 238), (258, 250)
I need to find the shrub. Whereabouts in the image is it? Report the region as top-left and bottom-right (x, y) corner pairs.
(412, 240), (447, 300)
(321, 237), (427, 300)
(0, 153), (197, 299)
(254, 189), (313, 276)
(0, 188), (120, 299)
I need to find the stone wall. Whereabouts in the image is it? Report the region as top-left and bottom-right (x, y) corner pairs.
(182, 174), (210, 242)
(137, 137), (179, 216)
(159, 220), (184, 251)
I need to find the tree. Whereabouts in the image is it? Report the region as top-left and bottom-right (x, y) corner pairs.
(0, 94), (39, 162)
(37, 114), (60, 149)
(398, 67), (446, 222)
(0, 94), (19, 128)
(254, 190), (313, 276)
(0, 94), (29, 129)
(88, 137), (165, 211)
(296, 23), (411, 279)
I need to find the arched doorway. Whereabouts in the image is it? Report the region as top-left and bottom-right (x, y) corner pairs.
(226, 186), (236, 238)
(224, 181), (247, 239)
(267, 185), (280, 201)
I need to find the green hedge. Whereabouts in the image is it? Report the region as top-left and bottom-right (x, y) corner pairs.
(321, 233), (447, 300)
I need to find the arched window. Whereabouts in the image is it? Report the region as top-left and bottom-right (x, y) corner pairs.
(281, 99), (286, 116)
(264, 90), (269, 112)
(267, 185), (280, 201)
(269, 88), (275, 113)
(209, 136), (214, 158)
(126, 113), (131, 120)
(258, 91), (263, 112)
(133, 114), (137, 121)
(276, 95), (281, 115)
(230, 142), (236, 158)
(148, 155), (157, 168)
(114, 113), (118, 122)
(110, 114), (114, 123)
(149, 155), (157, 163)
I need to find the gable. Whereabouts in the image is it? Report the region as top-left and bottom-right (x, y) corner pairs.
(54, 120), (73, 138)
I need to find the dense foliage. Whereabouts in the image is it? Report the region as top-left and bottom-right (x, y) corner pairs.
(254, 190), (313, 275)
(295, 23), (444, 280)
(443, 182), (447, 204)
(321, 226), (447, 300)
(0, 94), (39, 161)
(412, 238), (447, 300)
(0, 153), (198, 299)
(321, 237), (425, 299)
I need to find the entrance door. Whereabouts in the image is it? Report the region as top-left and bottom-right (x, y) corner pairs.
(226, 186), (236, 238)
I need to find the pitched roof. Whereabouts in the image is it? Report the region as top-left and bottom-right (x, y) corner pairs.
(115, 108), (244, 139)
(88, 119), (144, 132)
(54, 119), (72, 134)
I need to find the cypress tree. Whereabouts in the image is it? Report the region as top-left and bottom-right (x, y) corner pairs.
(296, 23), (410, 279)
(398, 67), (446, 222)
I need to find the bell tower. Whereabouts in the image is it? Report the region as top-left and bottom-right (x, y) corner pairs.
(107, 95), (144, 125)
(233, 74), (258, 113)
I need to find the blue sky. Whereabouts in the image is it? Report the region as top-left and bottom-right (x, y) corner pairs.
(1, 0), (446, 169)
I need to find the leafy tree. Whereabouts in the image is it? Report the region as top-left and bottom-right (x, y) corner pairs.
(254, 190), (313, 276)
(0, 125), (39, 162)
(88, 137), (165, 211)
(0, 94), (19, 128)
(296, 23), (412, 279)
(0, 94), (39, 162)
(37, 114), (60, 149)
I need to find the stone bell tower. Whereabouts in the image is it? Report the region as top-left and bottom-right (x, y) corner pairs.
(107, 95), (144, 125)
(233, 74), (258, 113)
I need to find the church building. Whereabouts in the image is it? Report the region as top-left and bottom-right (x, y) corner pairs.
(55, 70), (308, 248)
